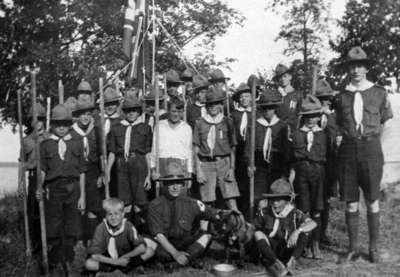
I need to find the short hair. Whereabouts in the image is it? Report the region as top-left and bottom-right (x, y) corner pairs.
(102, 198), (124, 212)
(168, 96), (185, 110)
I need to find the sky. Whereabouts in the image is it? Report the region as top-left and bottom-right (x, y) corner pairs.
(185, 0), (347, 84)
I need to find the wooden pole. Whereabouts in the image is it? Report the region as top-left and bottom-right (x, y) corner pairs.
(31, 70), (49, 275)
(17, 89), (32, 259)
(311, 64), (318, 95)
(58, 80), (64, 104)
(99, 78), (109, 199)
(46, 96), (51, 132)
(249, 80), (257, 221)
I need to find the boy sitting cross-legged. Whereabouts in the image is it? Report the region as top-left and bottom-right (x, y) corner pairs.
(85, 198), (157, 274)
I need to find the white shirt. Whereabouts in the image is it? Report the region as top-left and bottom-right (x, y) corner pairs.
(150, 119), (193, 173)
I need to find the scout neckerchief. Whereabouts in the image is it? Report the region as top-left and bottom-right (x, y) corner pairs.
(103, 218), (127, 259)
(121, 117), (144, 161)
(345, 80), (374, 135)
(203, 113), (224, 158)
(194, 101), (207, 118)
(269, 203), (295, 239)
(72, 121), (94, 160)
(256, 115), (279, 163)
(104, 112), (120, 136)
(300, 125), (322, 152)
(141, 110), (167, 131)
(235, 106), (252, 140)
(49, 133), (72, 160)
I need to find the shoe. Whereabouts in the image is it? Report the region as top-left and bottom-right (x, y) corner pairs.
(303, 247), (313, 259)
(369, 249), (380, 263)
(268, 259), (289, 277)
(135, 265), (146, 274)
(312, 241), (323, 260)
(338, 250), (358, 264)
(286, 256), (296, 272)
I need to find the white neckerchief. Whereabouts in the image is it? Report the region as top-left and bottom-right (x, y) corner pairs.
(257, 115), (279, 163)
(300, 125), (322, 152)
(72, 121), (94, 160)
(104, 112), (119, 136)
(103, 218), (127, 259)
(236, 106), (252, 140)
(203, 113), (224, 157)
(321, 114), (328, 130)
(121, 118), (144, 161)
(195, 101), (207, 118)
(269, 203), (295, 239)
(49, 133), (72, 160)
(345, 80), (374, 135)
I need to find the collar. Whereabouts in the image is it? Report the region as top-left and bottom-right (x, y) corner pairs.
(256, 115), (279, 127)
(235, 106), (252, 112)
(194, 101), (205, 108)
(49, 133), (72, 141)
(120, 117), (144, 126)
(345, 80), (374, 92)
(72, 121), (94, 135)
(272, 203), (295, 218)
(105, 112), (120, 119)
(203, 113), (224, 125)
(300, 125), (322, 133)
(104, 218), (127, 236)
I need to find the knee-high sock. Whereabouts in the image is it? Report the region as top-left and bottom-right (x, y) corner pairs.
(186, 242), (206, 261)
(312, 215), (321, 243)
(256, 239), (277, 266)
(291, 233), (308, 259)
(86, 217), (99, 241)
(345, 211), (359, 251)
(367, 212), (380, 251)
(320, 208), (329, 237)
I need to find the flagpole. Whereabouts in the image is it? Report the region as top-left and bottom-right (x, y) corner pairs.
(58, 80), (64, 104)
(249, 80), (257, 221)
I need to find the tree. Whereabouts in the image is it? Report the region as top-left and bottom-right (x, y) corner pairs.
(0, 0), (243, 121)
(329, 0), (400, 86)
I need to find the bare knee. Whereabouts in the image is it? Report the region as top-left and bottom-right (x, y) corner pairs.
(254, 231), (268, 242)
(366, 200), (379, 213)
(346, 202), (359, 213)
(87, 212), (97, 219)
(85, 258), (99, 271)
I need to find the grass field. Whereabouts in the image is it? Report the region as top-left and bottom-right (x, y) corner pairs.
(1, 183), (400, 277)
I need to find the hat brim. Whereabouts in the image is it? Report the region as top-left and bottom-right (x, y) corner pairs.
(209, 77), (230, 82)
(103, 98), (121, 104)
(274, 69), (293, 79)
(193, 85), (209, 92)
(340, 58), (373, 68)
(315, 93), (334, 99)
(181, 77), (193, 82)
(122, 105), (142, 110)
(50, 119), (73, 124)
(299, 109), (322, 116)
(257, 101), (282, 107)
(72, 106), (95, 116)
(262, 193), (296, 198)
(205, 96), (226, 104)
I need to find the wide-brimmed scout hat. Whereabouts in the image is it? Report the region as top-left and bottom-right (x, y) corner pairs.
(28, 103), (47, 119)
(192, 74), (209, 93)
(122, 91), (142, 110)
(247, 74), (262, 89)
(257, 89), (282, 107)
(274, 64), (292, 79)
(262, 178), (296, 199)
(181, 68), (194, 82)
(72, 98), (95, 116)
(315, 79), (334, 99)
(103, 87), (121, 104)
(64, 96), (78, 112)
(232, 83), (251, 102)
(205, 86), (226, 104)
(157, 160), (192, 182)
(166, 69), (183, 86)
(142, 87), (166, 102)
(77, 80), (92, 94)
(341, 46), (373, 68)
(298, 94), (322, 115)
(51, 104), (73, 122)
(208, 69), (230, 83)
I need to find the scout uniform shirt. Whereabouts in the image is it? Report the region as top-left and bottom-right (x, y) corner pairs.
(290, 127), (327, 163)
(186, 102), (206, 130)
(277, 89), (303, 130)
(70, 122), (100, 165)
(231, 108), (252, 147)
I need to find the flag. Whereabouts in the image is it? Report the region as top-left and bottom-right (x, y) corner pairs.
(122, 0), (145, 59)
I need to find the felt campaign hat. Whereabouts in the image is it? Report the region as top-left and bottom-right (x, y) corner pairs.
(205, 86), (226, 104)
(122, 91), (142, 110)
(262, 178), (296, 199)
(341, 46), (373, 68)
(232, 83), (251, 102)
(298, 94), (322, 115)
(208, 69), (230, 82)
(315, 79), (334, 99)
(51, 104), (73, 122)
(157, 160), (192, 182)
(72, 98), (95, 116)
(64, 96), (78, 112)
(28, 103), (47, 119)
(103, 87), (121, 104)
(181, 68), (194, 82)
(274, 64), (292, 79)
(142, 87), (166, 102)
(257, 89), (282, 107)
(192, 74), (209, 92)
(166, 69), (183, 85)
(77, 80), (92, 93)
(247, 74), (261, 89)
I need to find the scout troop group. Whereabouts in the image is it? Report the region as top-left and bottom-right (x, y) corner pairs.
(21, 46), (392, 276)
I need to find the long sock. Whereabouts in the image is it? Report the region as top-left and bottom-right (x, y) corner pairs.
(291, 233), (308, 259)
(63, 236), (76, 262)
(187, 242), (206, 261)
(86, 218), (99, 242)
(129, 256), (144, 267)
(320, 208), (329, 237)
(256, 239), (277, 266)
(367, 212), (380, 251)
(345, 211), (359, 251)
(312, 215), (321, 243)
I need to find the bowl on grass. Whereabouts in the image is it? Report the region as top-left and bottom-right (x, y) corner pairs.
(213, 263), (237, 277)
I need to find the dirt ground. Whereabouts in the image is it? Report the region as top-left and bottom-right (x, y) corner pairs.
(1, 183), (400, 277)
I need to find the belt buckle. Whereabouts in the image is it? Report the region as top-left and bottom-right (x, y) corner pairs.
(129, 152), (136, 158)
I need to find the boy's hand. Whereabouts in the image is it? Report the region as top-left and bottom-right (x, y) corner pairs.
(151, 168), (160, 181)
(287, 229), (300, 248)
(224, 168), (235, 182)
(114, 257), (130, 267)
(173, 251), (189, 266)
(78, 197), (86, 211)
(144, 174), (151, 191)
(196, 168), (206, 184)
(247, 166), (256, 178)
(96, 175), (104, 188)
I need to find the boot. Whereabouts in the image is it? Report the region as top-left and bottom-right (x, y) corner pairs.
(268, 259), (289, 277)
(367, 212), (380, 263)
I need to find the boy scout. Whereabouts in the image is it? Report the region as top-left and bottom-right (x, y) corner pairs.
(193, 86), (240, 210)
(254, 179), (316, 277)
(186, 74), (209, 130)
(71, 98), (103, 243)
(335, 47), (392, 263)
(290, 95), (327, 259)
(39, 104), (86, 271)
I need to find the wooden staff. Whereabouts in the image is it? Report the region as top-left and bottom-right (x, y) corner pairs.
(249, 80), (257, 221)
(46, 96), (51, 132)
(17, 88), (32, 259)
(31, 70), (49, 275)
(182, 84), (187, 122)
(99, 78), (109, 199)
(154, 84), (161, 197)
(311, 64), (318, 95)
(58, 80), (64, 104)
(226, 91), (231, 117)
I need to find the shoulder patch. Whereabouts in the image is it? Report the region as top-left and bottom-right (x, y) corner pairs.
(196, 200), (206, 212)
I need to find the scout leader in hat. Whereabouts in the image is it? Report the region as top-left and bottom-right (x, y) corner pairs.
(77, 79), (93, 102)
(181, 68), (195, 100)
(335, 46), (393, 264)
(231, 83), (254, 142)
(141, 87), (168, 130)
(166, 69), (184, 98)
(101, 87), (122, 136)
(255, 178), (316, 276)
(186, 74), (209, 129)
(315, 79), (336, 130)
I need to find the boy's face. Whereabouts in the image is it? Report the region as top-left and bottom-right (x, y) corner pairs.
(240, 93), (252, 108)
(31, 119), (45, 133)
(168, 104), (183, 124)
(167, 86), (179, 97)
(125, 109), (141, 123)
(196, 90), (207, 103)
(105, 206), (125, 227)
(206, 101), (223, 117)
(279, 73), (292, 87)
(167, 182), (184, 198)
(321, 99), (331, 107)
(145, 101), (155, 115)
(304, 115), (320, 128)
(261, 106), (276, 120)
(348, 63), (368, 83)
(105, 102), (118, 116)
(78, 111), (92, 126)
(272, 198), (289, 214)
(53, 122), (70, 137)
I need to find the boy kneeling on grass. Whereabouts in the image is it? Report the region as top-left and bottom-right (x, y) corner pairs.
(85, 198), (156, 274)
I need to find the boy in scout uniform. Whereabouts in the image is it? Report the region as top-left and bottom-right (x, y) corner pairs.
(39, 104), (87, 271)
(193, 86), (240, 210)
(166, 69), (184, 98)
(254, 179), (317, 277)
(335, 47), (393, 263)
(71, 98), (103, 244)
(186, 74), (209, 130)
(106, 92), (152, 227)
(290, 95), (327, 259)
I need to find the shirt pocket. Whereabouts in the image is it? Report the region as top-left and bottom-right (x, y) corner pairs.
(363, 105), (380, 128)
(217, 123), (229, 142)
